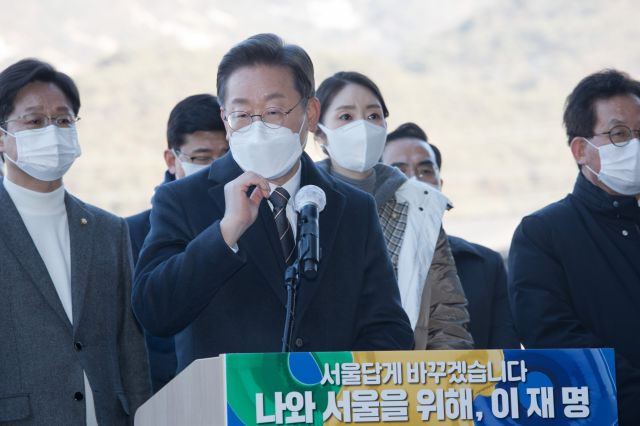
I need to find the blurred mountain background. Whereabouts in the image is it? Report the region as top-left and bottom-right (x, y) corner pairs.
(2, 0), (639, 251)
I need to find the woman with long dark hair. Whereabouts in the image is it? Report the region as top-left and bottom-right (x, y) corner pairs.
(314, 71), (473, 349)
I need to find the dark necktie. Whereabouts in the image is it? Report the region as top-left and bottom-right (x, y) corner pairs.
(269, 187), (296, 266)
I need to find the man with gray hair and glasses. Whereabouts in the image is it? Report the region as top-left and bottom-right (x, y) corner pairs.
(132, 34), (414, 374)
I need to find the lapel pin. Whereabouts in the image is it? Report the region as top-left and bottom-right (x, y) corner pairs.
(80, 218), (88, 225)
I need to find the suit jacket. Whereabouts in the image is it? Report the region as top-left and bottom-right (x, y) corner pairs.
(448, 236), (519, 349)
(127, 171), (175, 265)
(126, 171), (178, 393)
(126, 209), (151, 265)
(509, 173), (640, 424)
(0, 181), (151, 425)
(132, 153), (414, 373)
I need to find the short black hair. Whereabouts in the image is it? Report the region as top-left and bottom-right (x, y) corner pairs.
(429, 143), (442, 170)
(315, 71), (389, 131)
(386, 122), (442, 169)
(216, 33), (315, 107)
(166, 94), (225, 150)
(386, 122), (428, 144)
(564, 69), (640, 145)
(0, 58), (80, 125)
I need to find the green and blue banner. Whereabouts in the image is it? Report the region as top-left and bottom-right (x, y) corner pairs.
(223, 349), (617, 425)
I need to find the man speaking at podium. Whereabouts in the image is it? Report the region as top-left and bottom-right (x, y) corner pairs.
(132, 33), (414, 375)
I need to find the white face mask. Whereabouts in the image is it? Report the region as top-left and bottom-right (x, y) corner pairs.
(584, 138), (640, 195)
(319, 120), (387, 172)
(229, 116), (305, 180)
(172, 150), (210, 178)
(1, 124), (81, 181)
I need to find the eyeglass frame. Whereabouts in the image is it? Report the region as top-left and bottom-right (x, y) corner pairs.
(593, 124), (640, 147)
(1, 113), (81, 131)
(223, 97), (306, 132)
(172, 148), (216, 165)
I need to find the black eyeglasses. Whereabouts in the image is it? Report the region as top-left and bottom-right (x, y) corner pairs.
(595, 125), (640, 147)
(224, 98), (305, 132)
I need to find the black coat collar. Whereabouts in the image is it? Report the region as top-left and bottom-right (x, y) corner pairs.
(572, 173), (640, 221)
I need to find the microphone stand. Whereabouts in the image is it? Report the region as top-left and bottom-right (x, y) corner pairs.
(280, 203), (321, 352)
(281, 262), (299, 352)
(280, 221), (313, 352)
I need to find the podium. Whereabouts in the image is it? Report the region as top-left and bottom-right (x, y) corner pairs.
(135, 349), (618, 425)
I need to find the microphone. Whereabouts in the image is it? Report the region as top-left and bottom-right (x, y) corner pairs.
(294, 185), (326, 280)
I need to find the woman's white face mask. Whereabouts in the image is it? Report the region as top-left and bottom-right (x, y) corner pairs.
(319, 120), (387, 172)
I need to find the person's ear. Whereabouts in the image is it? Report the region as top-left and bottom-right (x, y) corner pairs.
(220, 107), (232, 139)
(0, 131), (8, 163)
(305, 97), (321, 133)
(164, 149), (177, 175)
(570, 137), (589, 166)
